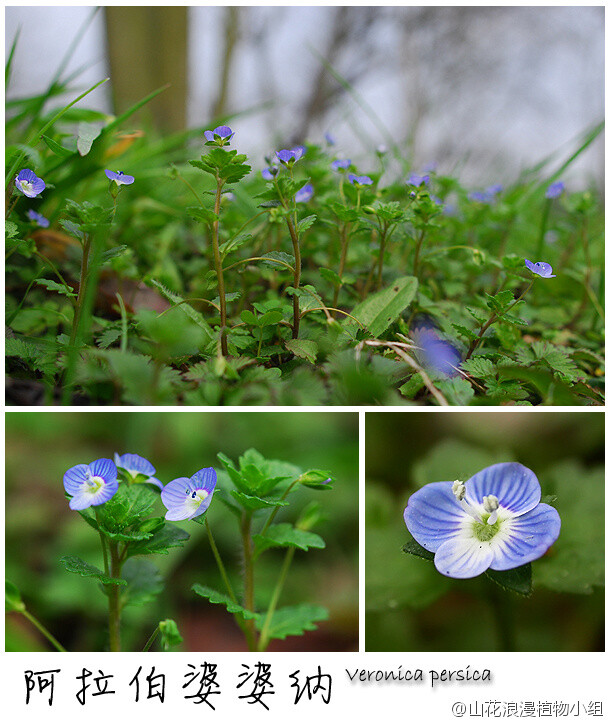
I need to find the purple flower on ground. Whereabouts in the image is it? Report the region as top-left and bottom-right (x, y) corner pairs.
(407, 173), (429, 187)
(105, 170), (135, 186)
(469, 184), (502, 204)
(63, 458), (119, 510)
(161, 468), (217, 521)
(404, 462), (561, 579)
(525, 259), (556, 278)
(545, 181), (565, 199)
(204, 125), (235, 144)
(294, 183), (314, 204)
(26, 209), (49, 227)
(276, 147), (305, 166)
(331, 158), (351, 171)
(261, 165), (279, 180)
(422, 161), (437, 173)
(15, 169), (45, 198)
(348, 173), (373, 187)
(114, 453), (163, 489)
(411, 322), (461, 378)
(324, 132), (336, 145)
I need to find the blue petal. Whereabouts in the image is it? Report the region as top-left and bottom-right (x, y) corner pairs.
(63, 464), (89, 494)
(115, 453), (155, 477)
(191, 467), (217, 495)
(204, 130), (214, 141)
(490, 503), (561, 571)
(193, 496), (213, 519)
(434, 537), (495, 579)
(148, 476), (164, 490)
(161, 477), (194, 509)
(89, 458), (118, 484)
(465, 463), (540, 515)
(69, 479), (119, 510)
(404, 481), (468, 553)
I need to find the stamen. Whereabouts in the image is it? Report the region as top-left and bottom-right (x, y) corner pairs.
(452, 480), (483, 523)
(483, 495), (499, 525)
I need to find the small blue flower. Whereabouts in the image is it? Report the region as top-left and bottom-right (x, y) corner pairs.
(407, 173), (429, 186)
(63, 458), (119, 510)
(105, 170), (134, 185)
(114, 453), (163, 489)
(545, 181), (565, 199)
(276, 147), (305, 166)
(525, 259), (556, 278)
(324, 132), (336, 146)
(412, 322), (461, 378)
(348, 173), (373, 187)
(422, 161), (437, 173)
(294, 183), (314, 204)
(204, 125), (235, 145)
(404, 463), (561, 579)
(161, 467), (217, 521)
(469, 184), (502, 204)
(430, 195), (444, 207)
(26, 209), (49, 228)
(331, 158), (351, 171)
(261, 165), (279, 180)
(15, 169), (45, 198)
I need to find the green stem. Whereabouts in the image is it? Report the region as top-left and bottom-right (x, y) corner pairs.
(95, 508), (109, 576)
(108, 540), (122, 652)
(535, 198), (552, 260)
(332, 222), (350, 309)
(285, 216), (301, 338)
(487, 581), (516, 651)
(259, 479), (299, 536)
(142, 625), (160, 652)
(240, 512), (256, 651)
(465, 281), (533, 360)
(205, 518), (238, 604)
(211, 174), (228, 356)
(22, 610), (67, 652)
(412, 228), (426, 279)
(68, 232), (92, 349)
(257, 547), (295, 652)
(376, 222), (388, 289)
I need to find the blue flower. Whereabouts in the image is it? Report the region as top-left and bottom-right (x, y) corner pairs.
(545, 181), (565, 199)
(406, 173), (429, 187)
(261, 165), (279, 180)
(348, 173), (373, 187)
(294, 183), (314, 204)
(404, 462), (561, 579)
(324, 132), (336, 146)
(26, 209), (49, 228)
(15, 169), (45, 198)
(114, 453), (163, 489)
(469, 184), (502, 204)
(63, 458), (119, 511)
(525, 259), (556, 278)
(204, 125), (235, 145)
(105, 170), (135, 185)
(411, 322), (461, 378)
(276, 147), (305, 166)
(161, 467), (217, 521)
(331, 158), (351, 171)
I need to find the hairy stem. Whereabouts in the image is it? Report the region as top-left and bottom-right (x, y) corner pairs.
(257, 547), (295, 652)
(211, 174), (228, 355)
(22, 610), (67, 652)
(108, 540), (122, 652)
(240, 512), (256, 651)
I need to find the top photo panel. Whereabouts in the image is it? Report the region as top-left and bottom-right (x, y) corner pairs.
(5, 6), (604, 407)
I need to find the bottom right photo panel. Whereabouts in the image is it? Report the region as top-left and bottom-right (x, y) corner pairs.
(365, 411), (604, 652)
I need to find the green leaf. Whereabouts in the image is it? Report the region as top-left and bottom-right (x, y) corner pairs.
(259, 250), (295, 272)
(36, 278), (77, 298)
(297, 214), (317, 234)
(148, 279), (215, 342)
(255, 604), (328, 640)
(285, 338), (318, 364)
(436, 377), (475, 405)
(127, 522), (189, 556)
(348, 276), (418, 337)
(451, 323), (478, 341)
(187, 206), (219, 225)
(402, 538), (435, 562)
(60, 555), (126, 586)
(6, 580), (26, 613)
(240, 309), (259, 326)
(259, 310), (284, 327)
(192, 585), (258, 619)
(485, 564), (532, 597)
(230, 490), (290, 511)
(76, 121), (104, 156)
(41, 134), (73, 158)
(96, 485), (157, 540)
(461, 357), (496, 378)
(253, 523), (325, 557)
(121, 559), (163, 607)
(101, 245), (129, 263)
(159, 619), (183, 649)
(319, 267), (342, 287)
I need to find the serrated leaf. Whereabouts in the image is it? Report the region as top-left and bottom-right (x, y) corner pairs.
(121, 559), (163, 607)
(230, 490), (290, 511)
(36, 278), (77, 297)
(6, 580), (26, 613)
(485, 564), (532, 597)
(60, 555), (126, 586)
(187, 206), (219, 225)
(192, 585), (258, 619)
(436, 377), (475, 405)
(297, 214), (317, 234)
(253, 523), (325, 557)
(127, 522), (189, 555)
(148, 279), (214, 341)
(402, 538), (435, 562)
(259, 310), (284, 327)
(285, 338), (318, 363)
(101, 245), (128, 263)
(240, 309), (259, 326)
(255, 604), (328, 640)
(5, 221), (18, 238)
(451, 323), (478, 341)
(348, 276), (418, 337)
(461, 357), (496, 378)
(319, 267), (342, 286)
(259, 251), (295, 272)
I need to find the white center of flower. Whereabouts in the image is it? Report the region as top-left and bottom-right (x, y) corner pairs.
(86, 475), (105, 493)
(186, 488), (208, 510)
(483, 494), (500, 525)
(20, 181), (33, 192)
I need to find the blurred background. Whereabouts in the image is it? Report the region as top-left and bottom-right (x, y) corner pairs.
(5, 411), (358, 652)
(366, 411), (604, 651)
(5, 6), (604, 186)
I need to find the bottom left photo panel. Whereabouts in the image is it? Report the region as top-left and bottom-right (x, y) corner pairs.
(5, 410), (359, 653)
